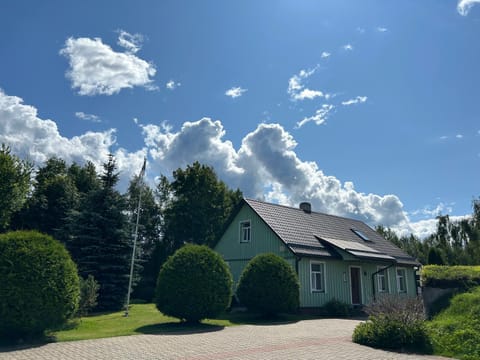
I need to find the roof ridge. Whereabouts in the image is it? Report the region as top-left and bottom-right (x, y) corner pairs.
(244, 197), (370, 225)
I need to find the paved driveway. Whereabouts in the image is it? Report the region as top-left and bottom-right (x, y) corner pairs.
(0, 319), (450, 360)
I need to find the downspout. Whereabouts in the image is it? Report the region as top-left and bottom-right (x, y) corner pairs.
(295, 256), (302, 274)
(371, 262), (396, 302)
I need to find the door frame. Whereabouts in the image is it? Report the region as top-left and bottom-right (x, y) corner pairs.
(349, 265), (363, 305)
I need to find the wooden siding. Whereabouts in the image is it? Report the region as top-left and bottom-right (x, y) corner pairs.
(215, 204), (295, 285)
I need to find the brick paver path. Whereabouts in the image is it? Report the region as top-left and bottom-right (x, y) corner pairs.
(0, 319), (450, 360)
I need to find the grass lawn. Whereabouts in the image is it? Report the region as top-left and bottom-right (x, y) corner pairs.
(52, 303), (310, 342)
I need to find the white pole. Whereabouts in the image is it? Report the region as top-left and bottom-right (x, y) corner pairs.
(125, 158), (146, 317)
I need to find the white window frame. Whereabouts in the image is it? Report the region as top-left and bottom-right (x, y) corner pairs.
(377, 266), (389, 293)
(396, 267), (407, 293)
(239, 220), (251, 243)
(310, 261), (326, 293)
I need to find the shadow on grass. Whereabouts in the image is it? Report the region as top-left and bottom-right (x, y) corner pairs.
(136, 321), (225, 336)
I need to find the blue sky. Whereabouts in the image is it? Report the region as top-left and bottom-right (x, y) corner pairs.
(1, 0), (479, 237)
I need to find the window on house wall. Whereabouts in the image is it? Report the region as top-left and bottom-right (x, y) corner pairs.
(396, 268), (407, 293)
(239, 220), (251, 243)
(377, 267), (388, 293)
(310, 262), (325, 292)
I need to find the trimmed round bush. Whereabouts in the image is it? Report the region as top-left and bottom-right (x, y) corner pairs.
(155, 244), (232, 323)
(0, 231), (80, 339)
(236, 253), (299, 316)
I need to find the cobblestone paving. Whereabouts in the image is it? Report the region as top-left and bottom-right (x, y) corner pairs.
(0, 319), (451, 360)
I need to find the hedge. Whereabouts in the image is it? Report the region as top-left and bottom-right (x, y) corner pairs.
(421, 265), (480, 289)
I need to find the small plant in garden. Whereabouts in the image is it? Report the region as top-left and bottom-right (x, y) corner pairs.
(352, 294), (431, 353)
(76, 275), (100, 317)
(236, 253), (299, 317)
(0, 231), (80, 341)
(322, 298), (351, 317)
(155, 244), (232, 323)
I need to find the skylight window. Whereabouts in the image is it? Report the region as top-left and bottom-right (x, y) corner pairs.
(352, 229), (370, 241)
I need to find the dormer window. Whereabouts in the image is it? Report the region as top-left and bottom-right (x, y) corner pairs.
(352, 228), (370, 241)
(240, 220), (251, 243)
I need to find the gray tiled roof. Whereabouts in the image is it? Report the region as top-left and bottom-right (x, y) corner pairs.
(245, 198), (419, 266)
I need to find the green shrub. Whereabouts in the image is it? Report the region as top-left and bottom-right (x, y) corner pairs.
(352, 294), (431, 353)
(236, 253), (299, 317)
(77, 275), (100, 317)
(353, 316), (431, 353)
(155, 244), (232, 323)
(0, 231), (80, 340)
(322, 298), (351, 317)
(422, 265), (480, 289)
(428, 287), (480, 360)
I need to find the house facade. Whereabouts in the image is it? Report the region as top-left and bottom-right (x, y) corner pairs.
(215, 198), (420, 308)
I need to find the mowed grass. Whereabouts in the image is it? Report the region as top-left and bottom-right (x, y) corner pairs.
(53, 304), (235, 342)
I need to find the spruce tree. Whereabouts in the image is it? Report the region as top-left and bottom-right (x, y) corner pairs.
(68, 155), (131, 311)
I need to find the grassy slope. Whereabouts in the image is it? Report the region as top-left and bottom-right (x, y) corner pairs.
(427, 287), (480, 360)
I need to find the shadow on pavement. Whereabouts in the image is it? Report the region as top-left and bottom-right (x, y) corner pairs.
(0, 335), (54, 353)
(136, 322), (225, 336)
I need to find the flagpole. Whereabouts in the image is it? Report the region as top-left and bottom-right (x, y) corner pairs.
(125, 158), (146, 317)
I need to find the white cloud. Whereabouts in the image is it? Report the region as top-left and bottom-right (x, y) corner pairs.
(296, 104), (334, 128)
(225, 87), (247, 98)
(117, 30), (143, 54)
(75, 111), (100, 122)
(376, 27), (388, 32)
(356, 27), (366, 34)
(341, 96), (368, 106)
(321, 51), (331, 58)
(60, 35), (156, 96)
(456, 134), (463, 139)
(140, 118), (412, 232)
(440, 135), (448, 140)
(166, 80), (181, 90)
(0, 89), (144, 189)
(0, 89), (441, 237)
(287, 67), (325, 101)
(457, 0), (480, 15)
(343, 44), (354, 51)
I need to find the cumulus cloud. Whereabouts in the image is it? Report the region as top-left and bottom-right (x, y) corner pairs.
(0, 88), (439, 236)
(376, 27), (388, 32)
(343, 44), (354, 51)
(0, 89), (144, 189)
(456, 134), (463, 139)
(321, 51), (331, 58)
(341, 96), (368, 106)
(288, 67), (325, 101)
(457, 0), (480, 15)
(60, 34), (156, 96)
(166, 80), (181, 90)
(75, 111), (101, 122)
(140, 117), (413, 232)
(225, 87), (247, 98)
(296, 104), (334, 128)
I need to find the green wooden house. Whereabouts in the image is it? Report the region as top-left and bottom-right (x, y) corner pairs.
(215, 198), (420, 308)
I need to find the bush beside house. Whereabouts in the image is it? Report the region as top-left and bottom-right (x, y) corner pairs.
(236, 253), (300, 317)
(352, 295), (431, 354)
(0, 231), (80, 340)
(155, 244), (232, 323)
